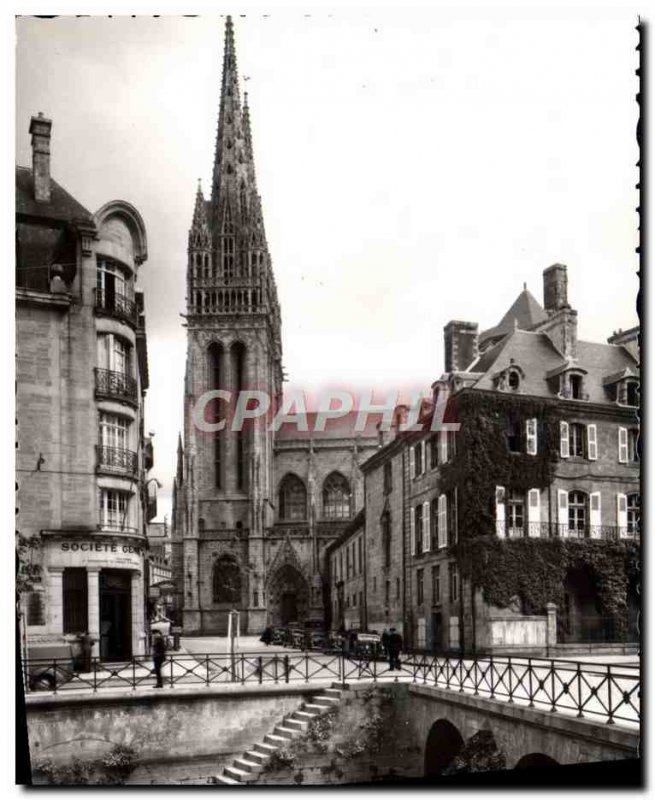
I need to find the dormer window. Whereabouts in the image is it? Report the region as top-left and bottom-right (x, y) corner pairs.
(508, 370), (520, 390)
(570, 374), (583, 399)
(625, 380), (639, 407)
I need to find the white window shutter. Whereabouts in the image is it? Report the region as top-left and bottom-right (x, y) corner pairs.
(526, 418), (538, 455)
(421, 441), (426, 475)
(438, 494), (447, 548)
(560, 421), (569, 458)
(423, 501), (430, 552)
(527, 489), (541, 536)
(587, 424), (598, 461)
(618, 427), (628, 463)
(440, 430), (448, 464)
(558, 490), (569, 535)
(410, 445), (416, 478)
(410, 509), (416, 555)
(617, 493), (628, 538)
(495, 486), (506, 538)
(589, 492), (601, 537)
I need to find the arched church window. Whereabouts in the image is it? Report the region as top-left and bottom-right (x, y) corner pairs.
(322, 472), (352, 520)
(212, 554), (241, 604)
(279, 474), (307, 521)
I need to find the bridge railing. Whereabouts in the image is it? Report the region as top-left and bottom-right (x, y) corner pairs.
(23, 651), (639, 727)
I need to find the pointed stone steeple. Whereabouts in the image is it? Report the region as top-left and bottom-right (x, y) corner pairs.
(176, 433), (184, 485)
(189, 179), (211, 249)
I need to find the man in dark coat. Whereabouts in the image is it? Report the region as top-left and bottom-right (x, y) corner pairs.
(152, 630), (167, 688)
(387, 627), (403, 671)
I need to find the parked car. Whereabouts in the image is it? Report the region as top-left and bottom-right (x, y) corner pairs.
(270, 626), (288, 646)
(352, 631), (382, 659)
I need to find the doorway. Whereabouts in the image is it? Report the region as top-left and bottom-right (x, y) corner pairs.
(281, 592), (298, 625)
(99, 570), (132, 660)
(431, 611), (443, 653)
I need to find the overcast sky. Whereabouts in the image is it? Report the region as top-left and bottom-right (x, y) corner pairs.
(14, 9), (639, 524)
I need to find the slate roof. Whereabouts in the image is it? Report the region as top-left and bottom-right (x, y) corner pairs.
(276, 410), (384, 442)
(466, 329), (639, 405)
(16, 165), (92, 223)
(479, 288), (549, 346)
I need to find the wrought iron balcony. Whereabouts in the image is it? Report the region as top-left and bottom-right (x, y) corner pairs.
(94, 368), (138, 405)
(94, 288), (138, 327)
(505, 522), (639, 541)
(96, 445), (138, 477)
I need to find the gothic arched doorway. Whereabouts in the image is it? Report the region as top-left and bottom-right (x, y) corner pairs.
(268, 565), (309, 626)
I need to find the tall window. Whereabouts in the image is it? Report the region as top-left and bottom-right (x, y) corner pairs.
(507, 418), (522, 453)
(507, 491), (525, 538)
(99, 488), (129, 530)
(568, 491), (587, 534)
(358, 537), (363, 575)
(627, 494), (640, 536)
(381, 511), (391, 568)
(383, 461), (393, 494)
(208, 343), (223, 488)
(213, 555), (241, 604)
(628, 428), (640, 463)
(430, 497), (439, 550)
(278, 474), (307, 521)
(232, 343), (246, 490)
(432, 565), (441, 604)
(417, 569), (424, 605)
(449, 563), (459, 603)
(222, 236), (235, 279)
(570, 374), (583, 399)
(430, 435), (439, 469)
(414, 504), (423, 555)
(97, 257), (131, 300)
(63, 568), (88, 634)
(97, 333), (131, 375)
(385, 580), (390, 607)
(569, 423), (585, 457)
(322, 473), (351, 519)
(99, 413), (129, 449)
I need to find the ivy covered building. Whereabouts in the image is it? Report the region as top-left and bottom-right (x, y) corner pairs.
(354, 265), (639, 654)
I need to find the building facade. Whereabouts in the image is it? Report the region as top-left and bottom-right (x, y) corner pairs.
(350, 265), (640, 654)
(16, 113), (155, 661)
(171, 18), (379, 635)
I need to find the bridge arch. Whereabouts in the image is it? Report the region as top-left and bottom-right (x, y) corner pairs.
(515, 752), (560, 770)
(424, 718), (464, 778)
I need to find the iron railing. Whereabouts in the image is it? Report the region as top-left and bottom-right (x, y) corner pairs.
(94, 368), (138, 405)
(23, 651), (639, 727)
(96, 445), (138, 476)
(94, 288), (138, 327)
(504, 523), (639, 541)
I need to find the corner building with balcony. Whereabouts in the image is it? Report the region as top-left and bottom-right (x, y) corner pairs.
(171, 18), (379, 635)
(16, 113), (155, 661)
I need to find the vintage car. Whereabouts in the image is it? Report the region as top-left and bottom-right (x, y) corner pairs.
(270, 626), (288, 646)
(25, 644), (75, 691)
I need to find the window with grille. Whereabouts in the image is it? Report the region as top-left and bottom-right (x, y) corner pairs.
(322, 473), (351, 519)
(63, 568), (88, 634)
(27, 591), (45, 626)
(278, 474), (307, 521)
(568, 491), (587, 533)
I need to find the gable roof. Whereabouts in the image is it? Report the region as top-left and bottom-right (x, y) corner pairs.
(276, 410), (383, 442)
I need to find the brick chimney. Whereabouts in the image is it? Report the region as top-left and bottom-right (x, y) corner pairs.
(29, 112), (52, 203)
(543, 263), (569, 313)
(444, 320), (479, 372)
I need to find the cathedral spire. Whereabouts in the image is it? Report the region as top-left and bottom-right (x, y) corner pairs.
(211, 15), (243, 213)
(189, 179), (210, 250)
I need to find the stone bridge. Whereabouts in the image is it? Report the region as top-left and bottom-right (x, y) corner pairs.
(403, 683), (638, 776)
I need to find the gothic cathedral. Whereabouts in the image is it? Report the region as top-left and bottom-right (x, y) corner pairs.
(172, 17), (379, 635)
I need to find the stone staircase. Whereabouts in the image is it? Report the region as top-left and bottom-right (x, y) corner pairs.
(213, 685), (344, 785)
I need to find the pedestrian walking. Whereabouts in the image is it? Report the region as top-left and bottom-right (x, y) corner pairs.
(387, 627), (403, 671)
(152, 630), (167, 688)
(381, 628), (390, 659)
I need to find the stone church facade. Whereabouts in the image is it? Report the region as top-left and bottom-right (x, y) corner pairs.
(171, 17), (379, 635)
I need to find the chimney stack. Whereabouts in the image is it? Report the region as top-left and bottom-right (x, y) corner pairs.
(444, 320), (479, 373)
(29, 112), (52, 203)
(543, 263), (568, 313)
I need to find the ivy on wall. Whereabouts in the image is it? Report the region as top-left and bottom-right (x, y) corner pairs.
(442, 390), (640, 631)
